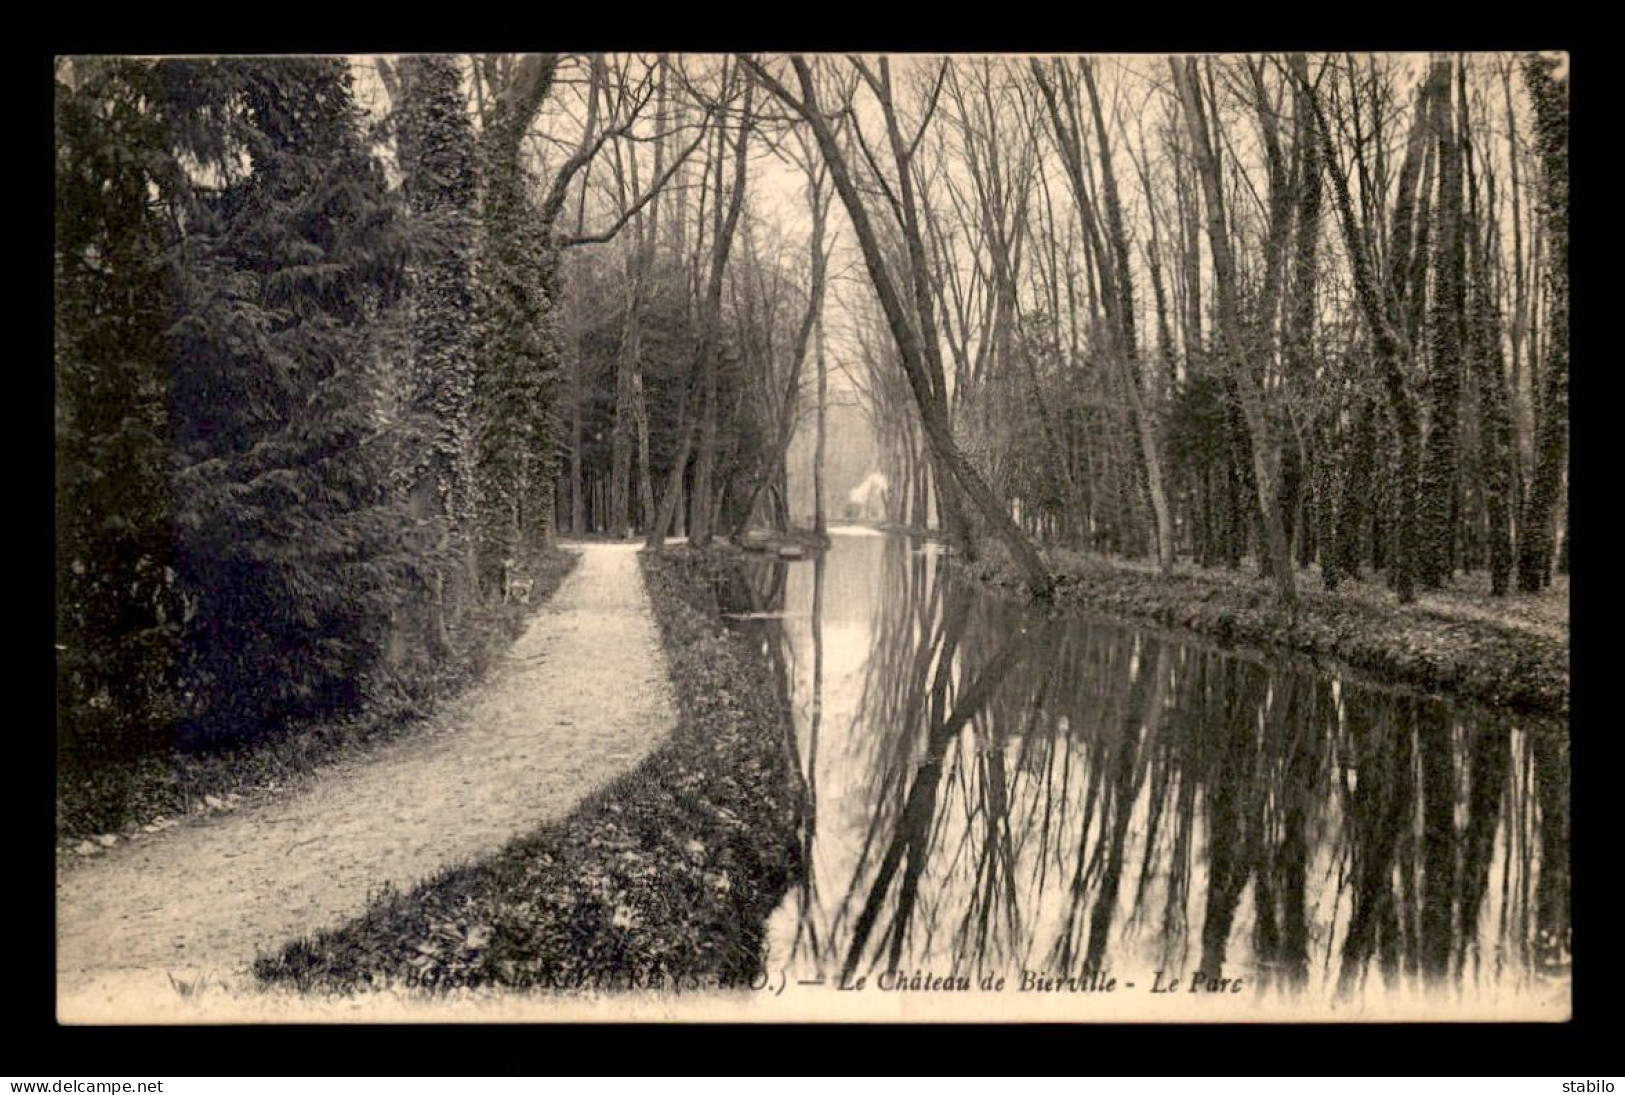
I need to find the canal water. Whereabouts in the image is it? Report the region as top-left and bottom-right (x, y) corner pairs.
(720, 528), (1570, 1013)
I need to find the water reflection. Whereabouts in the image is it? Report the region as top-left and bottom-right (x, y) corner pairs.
(720, 531), (1569, 1007)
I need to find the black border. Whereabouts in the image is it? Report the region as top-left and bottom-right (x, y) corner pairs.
(25, 14), (1609, 1077)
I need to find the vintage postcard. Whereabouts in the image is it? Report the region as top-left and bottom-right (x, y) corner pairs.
(54, 51), (1570, 1024)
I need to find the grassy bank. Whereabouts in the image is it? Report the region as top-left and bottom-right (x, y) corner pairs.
(964, 547), (1569, 717)
(735, 525), (831, 556)
(57, 549), (581, 855)
(253, 546), (801, 994)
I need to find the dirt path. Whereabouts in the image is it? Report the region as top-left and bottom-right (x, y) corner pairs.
(57, 542), (676, 1022)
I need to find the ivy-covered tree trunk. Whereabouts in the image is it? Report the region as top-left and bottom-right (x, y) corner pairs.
(1326, 394), (1378, 590)
(1461, 74), (1517, 596)
(1419, 58), (1467, 589)
(393, 55), (480, 641)
(474, 60), (563, 589)
(1517, 54), (1569, 592)
(1300, 59), (1427, 604)
(1286, 60), (1325, 575)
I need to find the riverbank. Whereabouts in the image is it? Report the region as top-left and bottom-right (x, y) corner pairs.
(963, 547), (1568, 717)
(253, 545), (800, 994)
(736, 525), (831, 555)
(57, 549), (580, 856)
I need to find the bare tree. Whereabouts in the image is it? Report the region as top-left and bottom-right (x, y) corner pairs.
(1171, 57), (1297, 604)
(743, 54), (1053, 596)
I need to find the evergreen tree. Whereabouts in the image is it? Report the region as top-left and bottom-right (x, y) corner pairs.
(55, 59), (186, 760)
(165, 58), (415, 744)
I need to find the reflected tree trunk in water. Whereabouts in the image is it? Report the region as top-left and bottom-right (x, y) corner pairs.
(788, 550), (827, 966)
(1456, 721), (1512, 982)
(1531, 727), (1569, 975)
(1197, 657), (1265, 980)
(729, 555), (787, 618)
(1418, 701), (1458, 985)
(841, 590), (1045, 981)
(1261, 676), (1329, 993)
(842, 580), (971, 976)
(1048, 628), (1120, 972)
(831, 540), (948, 948)
(1148, 652), (1202, 973)
(1248, 675), (1318, 994)
(975, 710), (1024, 961)
(740, 534), (1565, 1004)
(1084, 638), (1163, 973)
(1338, 698), (1415, 997)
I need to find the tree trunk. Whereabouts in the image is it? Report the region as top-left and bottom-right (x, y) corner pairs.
(814, 312), (828, 538)
(609, 264), (642, 538)
(1463, 86), (1517, 595)
(569, 336), (585, 535)
(646, 404), (695, 551)
(1284, 56), (1325, 576)
(649, 69), (753, 552)
(688, 73), (753, 550)
(1517, 54), (1569, 592)
(1082, 60), (1175, 577)
(745, 55), (1051, 596)
(690, 328), (719, 546)
(1418, 57), (1466, 589)
(634, 371), (655, 532)
(1297, 56), (1425, 603)
(1173, 58), (1296, 604)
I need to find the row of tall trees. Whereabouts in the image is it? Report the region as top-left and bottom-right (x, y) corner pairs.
(534, 57), (832, 550)
(759, 53), (1568, 606)
(56, 52), (1569, 767)
(57, 53), (870, 764)
(54, 54), (714, 762)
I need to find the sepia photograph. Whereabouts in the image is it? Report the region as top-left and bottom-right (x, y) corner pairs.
(53, 50), (1571, 1024)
